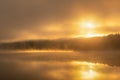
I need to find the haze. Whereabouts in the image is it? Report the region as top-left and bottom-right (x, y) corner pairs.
(0, 0), (120, 42)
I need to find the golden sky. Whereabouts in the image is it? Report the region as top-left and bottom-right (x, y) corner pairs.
(0, 0), (120, 41)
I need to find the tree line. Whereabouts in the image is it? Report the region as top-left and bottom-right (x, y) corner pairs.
(0, 34), (120, 51)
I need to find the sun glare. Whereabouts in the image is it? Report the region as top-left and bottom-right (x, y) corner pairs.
(76, 18), (104, 38)
(74, 33), (105, 38)
(71, 61), (99, 80)
(83, 22), (95, 29)
(81, 69), (97, 79)
(80, 21), (97, 29)
(84, 33), (104, 38)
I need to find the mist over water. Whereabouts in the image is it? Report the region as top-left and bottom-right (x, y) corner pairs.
(0, 51), (120, 80)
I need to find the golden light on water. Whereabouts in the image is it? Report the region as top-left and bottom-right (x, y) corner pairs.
(70, 61), (120, 80)
(27, 50), (73, 52)
(71, 61), (101, 80)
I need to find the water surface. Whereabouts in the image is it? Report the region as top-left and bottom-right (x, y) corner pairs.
(0, 51), (120, 80)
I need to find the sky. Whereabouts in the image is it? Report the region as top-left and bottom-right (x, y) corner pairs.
(0, 0), (120, 42)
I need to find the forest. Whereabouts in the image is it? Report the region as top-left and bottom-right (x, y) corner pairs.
(0, 34), (120, 51)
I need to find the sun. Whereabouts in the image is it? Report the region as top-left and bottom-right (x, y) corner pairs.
(81, 21), (96, 29)
(76, 19), (103, 38)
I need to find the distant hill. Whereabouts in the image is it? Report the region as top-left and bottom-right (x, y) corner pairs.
(0, 34), (120, 51)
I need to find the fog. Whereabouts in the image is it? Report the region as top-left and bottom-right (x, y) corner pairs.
(1, 0), (120, 41)
(0, 51), (120, 80)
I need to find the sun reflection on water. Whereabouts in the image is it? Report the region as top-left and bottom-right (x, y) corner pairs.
(71, 61), (102, 80)
(1, 51), (120, 80)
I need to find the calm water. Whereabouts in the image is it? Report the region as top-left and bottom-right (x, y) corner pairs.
(0, 51), (120, 80)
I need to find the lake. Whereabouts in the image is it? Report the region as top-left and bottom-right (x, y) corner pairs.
(0, 51), (120, 80)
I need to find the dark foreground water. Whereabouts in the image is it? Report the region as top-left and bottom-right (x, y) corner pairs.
(0, 51), (120, 80)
